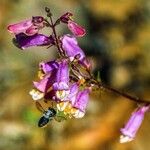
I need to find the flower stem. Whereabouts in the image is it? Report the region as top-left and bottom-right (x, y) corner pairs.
(93, 79), (150, 104)
(48, 14), (64, 57)
(83, 68), (150, 104)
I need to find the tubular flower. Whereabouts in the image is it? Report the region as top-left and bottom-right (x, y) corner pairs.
(13, 33), (54, 49)
(120, 105), (150, 143)
(56, 83), (79, 111)
(68, 20), (86, 37)
(30, 73), (56, 100)
(57, 87), (90, 119)
(61, 34), (90, 69)
(29, 61), (58, 100)
(53, 59), (70, 101)
(7, 16), (45, 36)
(60, 12), (86, 37)
(72, 89), (90, 118)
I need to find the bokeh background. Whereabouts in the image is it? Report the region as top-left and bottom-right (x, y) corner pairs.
(0, 0), (150, 150)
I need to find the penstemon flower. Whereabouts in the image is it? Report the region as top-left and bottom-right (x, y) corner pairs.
(67, 20), (86, 37)
(120, 105), (150, 143)
(53, 59), (70, 101)
(30, 61), (58, 100)
(7, 16), (45, 36)
(61, 34), (90, 70)
(60, 12), (86, 37)
(13, 33), (54, 49)
(8, 7), (150, 141)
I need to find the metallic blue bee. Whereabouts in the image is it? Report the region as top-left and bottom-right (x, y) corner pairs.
(36, 102), (56, 127)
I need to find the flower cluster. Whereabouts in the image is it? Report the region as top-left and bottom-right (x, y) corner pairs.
(8, 9), (90, 120)
(8, 7), (150, 142)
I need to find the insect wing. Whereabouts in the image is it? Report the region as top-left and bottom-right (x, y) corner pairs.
(35, 101), (45, 112)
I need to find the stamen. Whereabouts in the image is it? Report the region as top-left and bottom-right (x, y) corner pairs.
(38, 70), (45, 79)
(29, 89), (44, 100)
(57, 101), (69, 111)
(120, 135), (133, 143)
(56, 90), (69, 100)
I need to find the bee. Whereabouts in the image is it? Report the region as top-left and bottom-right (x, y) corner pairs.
(35, 102), (56, 127)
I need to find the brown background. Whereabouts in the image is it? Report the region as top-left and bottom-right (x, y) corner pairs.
(0, 0), (150, 150)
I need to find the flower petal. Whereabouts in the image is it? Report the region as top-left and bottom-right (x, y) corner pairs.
(7, 19), (32, 35)
(73, 89), (90, 112)
(68, 20), (86, 37)
(14, 33), (54, 49)
(53, 59), (69, 91)
(61, 34), (90, 69)
(33, 71), (56, 93)
(7, 16), (44, 36)
(120, 105), (150, 143)
(61, 34), (85, 60)
(39, 61), (59, 74)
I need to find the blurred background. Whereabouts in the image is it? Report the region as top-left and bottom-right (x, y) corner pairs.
(0, 0), (150, 150)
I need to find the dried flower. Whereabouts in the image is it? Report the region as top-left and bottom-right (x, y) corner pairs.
(60, 12), (73, 23)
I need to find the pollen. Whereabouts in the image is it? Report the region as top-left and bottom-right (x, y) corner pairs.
(38, 70), (45, 79)
(56, 90), (68, 100)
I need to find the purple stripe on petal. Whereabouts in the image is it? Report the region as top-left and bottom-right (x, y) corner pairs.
(39, 61), (59, 74)
(15, 33), (54, 49)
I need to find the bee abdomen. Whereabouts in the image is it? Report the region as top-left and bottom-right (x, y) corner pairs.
(38, 116), (49, 127)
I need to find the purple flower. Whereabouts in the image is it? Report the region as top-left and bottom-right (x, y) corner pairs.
(39, 61), (59, 74)
(68, 20), (86, 37)
(14, 33), (54, 49)
(53, 59), (70, 101)
(72, 89), (90, 118)
(56, 83), (79, 111)
(61, 34), (90, 69)
(60, 13), (86, 37)
(7, 16), (45, 36)
(29, 61), (58, 100)
(53, 59), (69, 91)
(68, 83), (79, 105)
(120, 105), (150, 143)
(33, 73), (56, 93)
